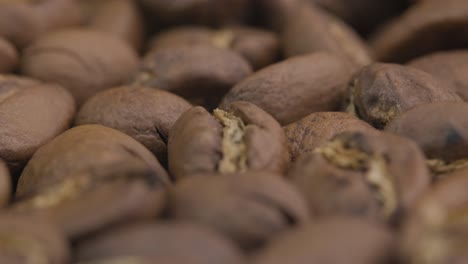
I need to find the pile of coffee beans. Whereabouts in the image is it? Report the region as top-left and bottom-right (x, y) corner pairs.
(1, 0), (468, 263)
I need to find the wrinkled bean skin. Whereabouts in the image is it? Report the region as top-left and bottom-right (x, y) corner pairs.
(284, 112), (376, 162)
(347, 63), (461, 128)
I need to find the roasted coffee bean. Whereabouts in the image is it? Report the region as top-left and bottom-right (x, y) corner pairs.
(15, 125), (169, 238)
(281, 1), (372, 67)
(0, 160), (10, 207)
(0, 0), (82, 49)
(289, 131), (430, 222)
(221, 52), (353, 125)
(2, 0), (468, 262)
(408, 50), (468, 101)
(386, 102), (468, 177)
(140, 0), (251, 26)
(168, 171), (308, 249)
(0, 213), (69, 264)
(76, 85), (192, 167)
(221, 27), (279, 70)
(371, 0), (468, 63)
(252, 217), (395, 264)
(0, 75), (75, 175)
(307, 0), (407, 35)
(401, 168), (468, 264)
(347, 63), (462, 128)
(150, 26), (280, 70)
(75, 222), (245, 264)
(148, 26), (214, 50)
(0, 1), (44, 49)
(0, 37), (18, 73)
(284, 112), (376, 162)
(34, 0), (82, 34)
(168, 102), (289, 179)
(134, 45), (252, 109)
(83, 0), (145, 50)
(259, 0), (371, 67)
(21, 29), (138, 106)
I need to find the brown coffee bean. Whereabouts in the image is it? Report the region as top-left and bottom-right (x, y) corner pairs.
(76, 85), (192, 167)
(84, 0), (145, 50)
(0, 37), (18, 73)
(33, 0), (83, 34)
(168, 102), (289, 179)
(21, 29), (139, 106)
(386, 102), (468, 177)
(408, 50), (468, 101)
(148, 26), (214, 50)
(134, 45), (252, 110)
(284, 112), (376, 162)
(0, 2), (44, 49)
(0, 213), (69, 264)
(168, 171), (308, 249)
(347, 63), (462, 128)
(289, 131), (430, 222)
(0, 75), (75, 175)
(0, 0), (82, 50)
(221, 52), (353, 125)
(252, 217), (395, 264)
(225, 27), (279, 70)
(259, 0), (371, 67)
(140, 0), (250, 26)
(401, 169), (468, 264)
(75, 222), (245, 264)
(15, 125), (169, 192)
(15, 125), (169, 238)
(283, 2), (372, 67)
(371, 0), (468, 63)
(306, 0), (407, 35)
(150, 26), (280, 70)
